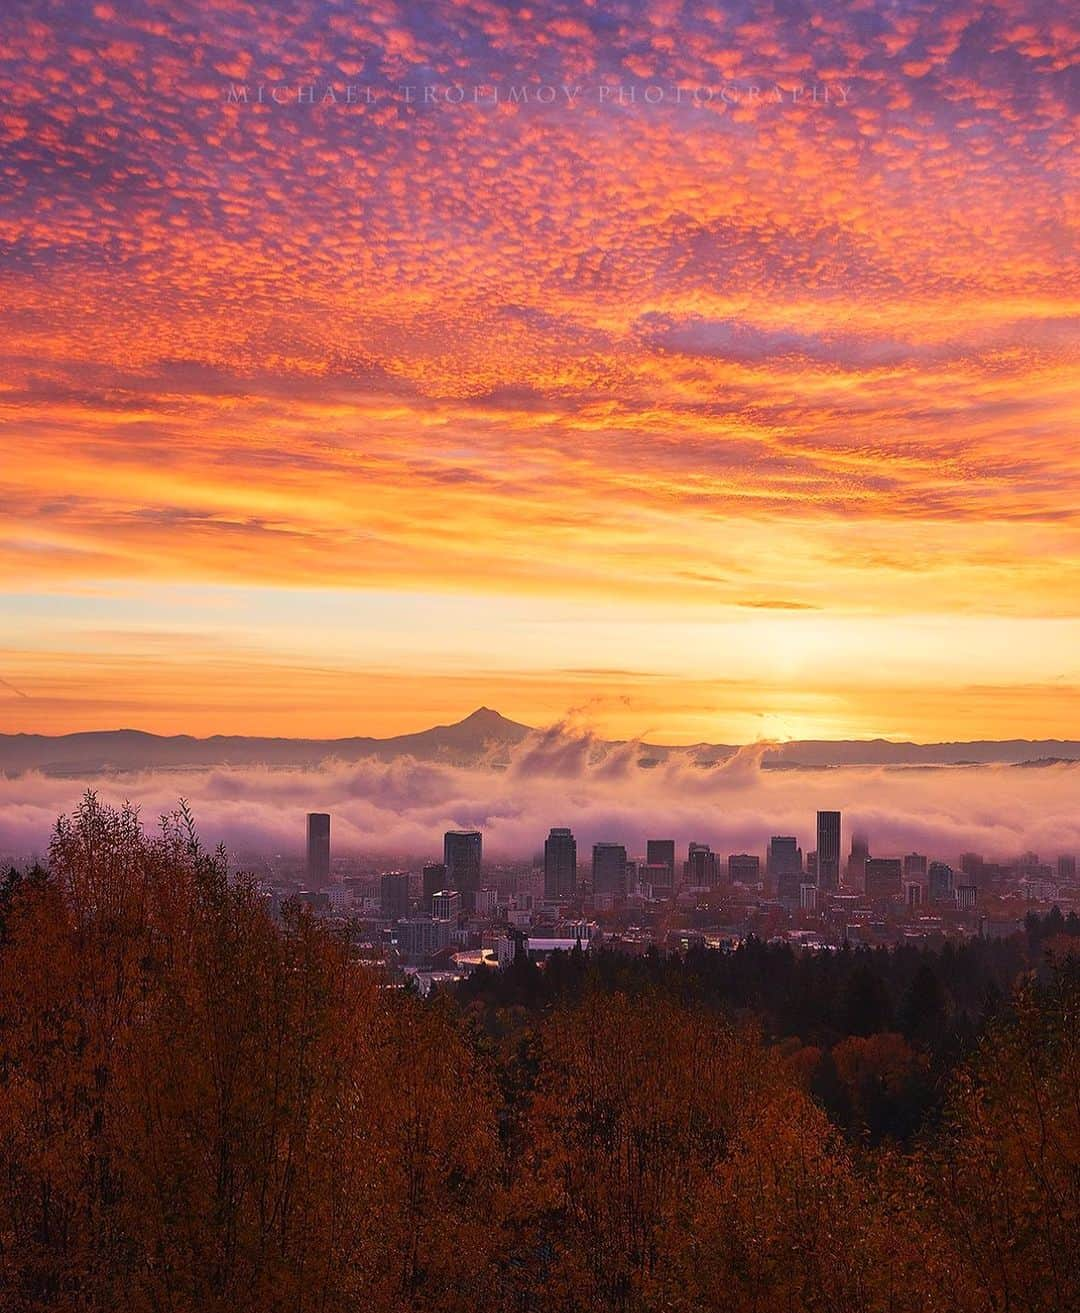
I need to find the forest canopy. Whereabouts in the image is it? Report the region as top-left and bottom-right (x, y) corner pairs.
(0, 794), (1076, 1313)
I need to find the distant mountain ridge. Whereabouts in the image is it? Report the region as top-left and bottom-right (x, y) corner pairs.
(1, 707), (1078, 776)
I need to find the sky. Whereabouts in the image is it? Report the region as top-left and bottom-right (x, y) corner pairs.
(1, 0), (1077, 744)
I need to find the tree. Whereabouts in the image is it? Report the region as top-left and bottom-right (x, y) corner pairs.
(838, 960), (894, 1037)
(920, 963), (1080, 1313)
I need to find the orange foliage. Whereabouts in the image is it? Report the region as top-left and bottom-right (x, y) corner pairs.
(0, 795), (1076, 1313)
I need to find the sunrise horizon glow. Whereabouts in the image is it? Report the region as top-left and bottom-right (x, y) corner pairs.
(1, 0), (1076, 744)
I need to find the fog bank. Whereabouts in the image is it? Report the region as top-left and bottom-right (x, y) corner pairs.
(1, 724), (1077, 865)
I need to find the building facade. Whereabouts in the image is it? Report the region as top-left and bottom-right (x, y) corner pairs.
(816, 811), (841, 890)
(544, 827), (578, 902)
(306, 813), (330, 885)
(444, 830), (483, 906)
(592, 843), (628, 902)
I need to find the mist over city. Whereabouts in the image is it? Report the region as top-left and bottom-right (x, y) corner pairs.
(4, 714), (1080, 867)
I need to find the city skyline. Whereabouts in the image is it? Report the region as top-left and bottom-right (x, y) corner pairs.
(204, 807), (1080, 903)
(1, 0), (1076, 745)
(266, 809), (1075, 970)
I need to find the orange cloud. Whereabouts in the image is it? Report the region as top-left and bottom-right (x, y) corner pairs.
(0, 0), (1076, 739)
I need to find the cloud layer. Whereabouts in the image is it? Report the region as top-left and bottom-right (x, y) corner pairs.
(3, 725), (1077, 867)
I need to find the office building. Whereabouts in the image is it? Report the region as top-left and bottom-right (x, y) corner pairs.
(846, 832), (869, 889)
(544, 827), (578, 902)
(642, 863), (674, 899)
(903, 853), (928, 881)
(474, 887), (498, 917)
(592, 843), (628, 902)
(397, 918), (451, 967)
(422, 863), (447, 912)
(727, 853), (760, 885)
(816, 811), (841, 890)
(306, 813), (330, 885)
(929, 862), (955, 903)
(646, 840), (676, 885)
(956, 884), (977, 911)
(865, 857), (902, 901)
(959, 852), (986, 889)
(768, 836), (802, 904)
(684, 842), (718, 887)
(444, 830), (483, 906)
(432, 889), (461, 921)
(1058, 855), (1077, 881)
(380, 871), (409, 920)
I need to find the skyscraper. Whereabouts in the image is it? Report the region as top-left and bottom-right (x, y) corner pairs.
(646, 839), (675, 885)
(684, 842), (718, 887)
(727, 853), (761, 885)
(422, 863), (447, 912)
(544, 827), (578, 902)
(592, 843), (627, 902)
(904, 852), (928, 880)
(306, 812), (330, 885)
(767, 836), (802, 904)
(846, 832), (869, 890)
(432, 889), (461, 921)
(380, 871), (409, 920)
(444, 830), (482, 905)
(865, 857), (902, 901)
(929, 862), (955, 903)
(816, 811), (841, 890)
(959, 852), (985, 888)
(641, 864), (674, 899)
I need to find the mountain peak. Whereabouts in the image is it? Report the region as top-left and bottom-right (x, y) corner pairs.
(460, 706), (505, 723)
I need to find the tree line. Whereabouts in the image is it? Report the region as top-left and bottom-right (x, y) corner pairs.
(0, 793), (1076, 1312)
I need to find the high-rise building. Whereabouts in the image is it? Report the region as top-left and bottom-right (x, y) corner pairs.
(396, 918), (451, 967)
(422, 863), (447, 912)
(380, 871), (409, 920)
(767, 836), (802, 904)
(432, 889), (461, 921)
(592, 843), (628, 902)
(684, 842), (718, 887)
(816, 811), (841, 890)
(641, 864), (674, 899)
(544, 827), (578, 902)
(903, 853), (928, 880)
(959, 852), (985, 889)
(846, 832), (869, 889)
(1058, 855), (1077, 881)
(474, 887), (498, 917)
(727, 853), (761, 885)
(306, 813), (330, 885)
(929, 862), (955, 903)
(444, 830), (483, 905)
(865, 857), (902, 901)
(646, 840), (675, 885)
